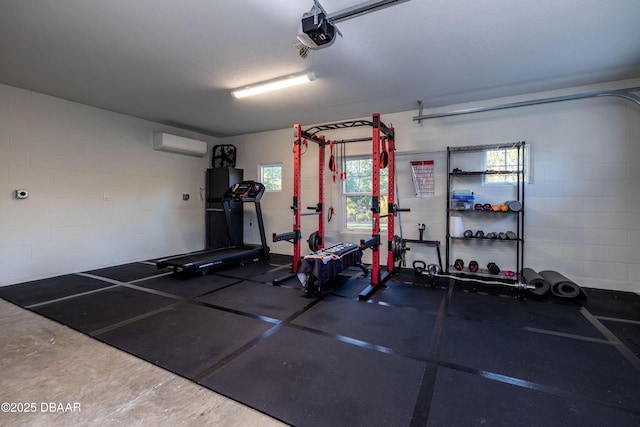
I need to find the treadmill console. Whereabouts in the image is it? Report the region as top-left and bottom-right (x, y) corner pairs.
(224, 181), (265, 202)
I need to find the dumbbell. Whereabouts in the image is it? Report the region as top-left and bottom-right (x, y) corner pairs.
(469, 260), (479, 272)
(487, 262), (500, 274)
(454, 259), (464, 271)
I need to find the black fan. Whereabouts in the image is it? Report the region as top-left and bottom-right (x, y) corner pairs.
(212, 144), (237, 168)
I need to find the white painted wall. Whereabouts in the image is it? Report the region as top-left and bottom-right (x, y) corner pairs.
(2, 79), (637, 293)
(225, 79), (640, 293)
(0, 83), (217, 285)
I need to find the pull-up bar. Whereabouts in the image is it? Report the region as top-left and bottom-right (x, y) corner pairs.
(302, 119), (394, 145)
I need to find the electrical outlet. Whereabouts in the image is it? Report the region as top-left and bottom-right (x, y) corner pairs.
(103, 192), (111, 201)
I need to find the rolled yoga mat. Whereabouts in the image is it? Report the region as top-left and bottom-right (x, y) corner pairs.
(522, 268), (550, 296)
(538, 270), (581, 299)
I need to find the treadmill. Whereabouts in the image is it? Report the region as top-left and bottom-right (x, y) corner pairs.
(156, 180), (270, 274)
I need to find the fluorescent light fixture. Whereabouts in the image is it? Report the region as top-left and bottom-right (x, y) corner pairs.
(231, 72), (316, 98)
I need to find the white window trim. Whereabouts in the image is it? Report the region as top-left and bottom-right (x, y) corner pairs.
(259, 163), (283, 192)
(483, 145), (530, 185)
(341, 156), (388, 233)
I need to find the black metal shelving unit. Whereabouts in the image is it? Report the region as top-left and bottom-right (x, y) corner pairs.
(445, 142), (525, 285)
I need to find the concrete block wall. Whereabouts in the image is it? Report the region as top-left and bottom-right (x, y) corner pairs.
(2, 79), (637, 293)
(226, 79), (640, 293)
(0, 83), (216, 285)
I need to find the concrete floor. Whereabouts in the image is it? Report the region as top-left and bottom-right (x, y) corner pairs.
(0, 299), (286, 427)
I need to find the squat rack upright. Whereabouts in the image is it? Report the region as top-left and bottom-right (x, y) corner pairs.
(272, 113), (408, 300)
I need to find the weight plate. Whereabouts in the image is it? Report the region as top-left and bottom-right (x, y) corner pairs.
(307, 231), (321, 252)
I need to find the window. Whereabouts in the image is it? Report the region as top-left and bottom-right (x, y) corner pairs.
(484, 146), (529, 184)
(260, 164), (282, 191)
(343, 157), (388, 231)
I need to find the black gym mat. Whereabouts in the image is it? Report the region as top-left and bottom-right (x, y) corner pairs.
(201, 326), (425, 427)
(601, 319), (640, 357)
(196, 280), (313, 321)
(4, 259), (640, 425)
(579, 288), (640, 321)
(84, 262), (170, 282)
(439, 316), (640, 410)
(0, 274), (115, 306)
(133, 273), (242, 299)
(264, 253), (293, 265)
(428, 366), (640, 427)
(369, 280), (446, 313)
(447, 289), (605, 339)
(97, 303), (274, 379)
(328, 275), (375, 299)
(31, 286), (178, 334)
(292, 295), (437, 358)
(215, 261), (294, 284)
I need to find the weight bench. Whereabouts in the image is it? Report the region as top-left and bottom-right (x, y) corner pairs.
(297, 242), (368, 296)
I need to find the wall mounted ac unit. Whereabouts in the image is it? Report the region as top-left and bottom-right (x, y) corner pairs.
(153, 133), (208, 157)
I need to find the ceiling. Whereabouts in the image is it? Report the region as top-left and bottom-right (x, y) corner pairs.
(2, 0), (640, 137)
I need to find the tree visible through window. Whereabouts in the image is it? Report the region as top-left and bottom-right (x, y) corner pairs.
(484, 147), (525, 184)
(260, 164), (282, 191)
(344, 158), (388, 230)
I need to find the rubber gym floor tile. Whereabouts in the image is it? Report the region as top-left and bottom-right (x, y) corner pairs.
(31, 286), (177, 334)
(601, 319), (640, 357)
(446, 289), (605, 339)
(0, 274), (117, 307)
(368, 280), (446, 313)
(263, 253), (293, 265)
(214, 261), (293, 284)
(390, 267), (440, 286)
(196, 280), (314, 321)
(84, 262), (170, 283)
(201, 326), (425, 427)
(292, 295), (436, 358)
(133, 273), (242, 299)
(328, 275), (374, 299)
(439, 316), (640, 410)
(579, 288), (640, 321)
(452, 280), (527, 298)
(97, 303), (273, 379)
(426, 365), (640, 427)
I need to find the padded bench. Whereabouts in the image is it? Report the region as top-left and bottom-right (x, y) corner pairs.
(297, 242), (368, 296)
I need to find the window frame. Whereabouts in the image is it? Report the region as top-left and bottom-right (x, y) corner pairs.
(259, 163), (283, 192)
(483, 145), (530, 185)
(342, 156), (388, 233)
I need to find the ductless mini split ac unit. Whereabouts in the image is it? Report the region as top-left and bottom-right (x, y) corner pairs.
(153, 133), (208, 157)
